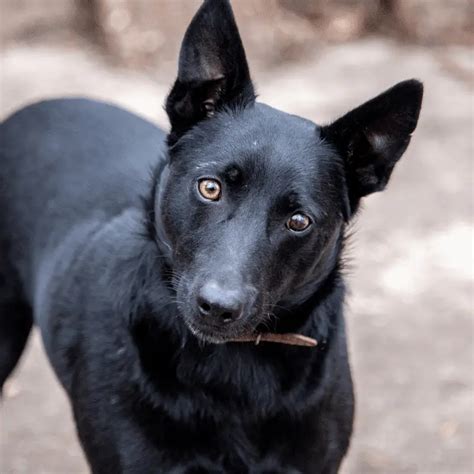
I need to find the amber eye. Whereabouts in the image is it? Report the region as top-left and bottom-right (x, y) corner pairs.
(286, 213), (311, 232)
(198, 178), (222, 201)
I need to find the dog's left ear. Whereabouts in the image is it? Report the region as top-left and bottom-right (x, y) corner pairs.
(322, 79), (423, 213)
(166, 0), (255, 145)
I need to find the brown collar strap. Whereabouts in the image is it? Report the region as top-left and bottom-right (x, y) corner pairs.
(228, 332), (318, 347)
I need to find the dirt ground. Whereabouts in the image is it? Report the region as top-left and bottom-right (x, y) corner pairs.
(0, 33), (473, 474)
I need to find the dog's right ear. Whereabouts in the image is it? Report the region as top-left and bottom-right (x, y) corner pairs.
(165, 0), (255, 145)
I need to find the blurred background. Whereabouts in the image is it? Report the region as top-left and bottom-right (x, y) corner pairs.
(0, 1), (472, 473)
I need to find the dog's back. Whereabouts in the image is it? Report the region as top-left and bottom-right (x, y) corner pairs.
(1, 98), (165, 292)
(0, 98), (165, 383)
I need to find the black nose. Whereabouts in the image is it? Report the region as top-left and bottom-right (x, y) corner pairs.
(197, 281), (244, 323)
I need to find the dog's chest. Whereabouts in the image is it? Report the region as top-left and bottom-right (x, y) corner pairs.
(135, 404), (317, 473)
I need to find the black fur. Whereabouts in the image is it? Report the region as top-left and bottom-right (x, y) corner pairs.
(0, 0), (422, 472)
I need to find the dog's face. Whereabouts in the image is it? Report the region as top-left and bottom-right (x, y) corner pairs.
(156, 0), (422, 343)
(160, 106), (347, 342)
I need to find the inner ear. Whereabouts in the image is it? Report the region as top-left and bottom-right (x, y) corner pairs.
(166, 0), (255, 145)
(166, 78), (225, 136)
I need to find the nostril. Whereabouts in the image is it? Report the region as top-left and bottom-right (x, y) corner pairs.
(198, 300), (211, 315)
(221, 312), (234, 323)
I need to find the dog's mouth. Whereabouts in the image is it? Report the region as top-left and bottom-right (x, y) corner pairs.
(184, 318), (253, 345)
(184, 318), (318, 348)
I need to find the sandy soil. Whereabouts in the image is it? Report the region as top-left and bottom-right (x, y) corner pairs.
(0, 37), (472, 473)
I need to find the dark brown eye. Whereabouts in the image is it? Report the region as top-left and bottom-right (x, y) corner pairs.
(198, 178), (221, 201)
(286, 213), (311, 232)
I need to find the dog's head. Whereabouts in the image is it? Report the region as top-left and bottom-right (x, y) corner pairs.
(154, 0), (422, 343)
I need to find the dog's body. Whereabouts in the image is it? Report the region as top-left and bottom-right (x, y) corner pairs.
(0, 98), (353, 473)
(0, 1), (422, 473)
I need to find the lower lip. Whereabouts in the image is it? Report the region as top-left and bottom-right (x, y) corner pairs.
(188, 321), (235, 341)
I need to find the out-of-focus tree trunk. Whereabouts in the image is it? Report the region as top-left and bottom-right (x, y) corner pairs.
(75, 0), (106, 45)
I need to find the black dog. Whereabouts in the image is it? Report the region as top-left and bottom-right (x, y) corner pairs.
(0, 1), (422, 472)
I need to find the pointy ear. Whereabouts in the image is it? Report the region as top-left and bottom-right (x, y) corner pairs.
(322, 79), (423, 214)
(165, 0), (255, 145)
